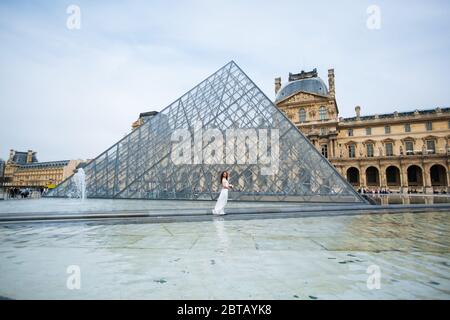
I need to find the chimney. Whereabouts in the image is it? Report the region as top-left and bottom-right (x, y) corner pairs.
(27, 150), (33, 163)
(9, 149), (15, 162)
(355, 106), (361, 119)
(275, 77), (282, 95)
(328, 69), (335, 97)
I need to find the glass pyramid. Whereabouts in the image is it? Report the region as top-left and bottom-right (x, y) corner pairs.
(47, 61), (365, 203)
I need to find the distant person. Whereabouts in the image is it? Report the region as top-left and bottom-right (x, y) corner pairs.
(212, 171), (233, 216)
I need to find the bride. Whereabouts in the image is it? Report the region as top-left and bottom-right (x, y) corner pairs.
(212, 171), (233, 215)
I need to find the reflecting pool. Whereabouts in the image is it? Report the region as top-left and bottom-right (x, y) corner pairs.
(0, 211), (448, 299)
(369, 194), (450, 205)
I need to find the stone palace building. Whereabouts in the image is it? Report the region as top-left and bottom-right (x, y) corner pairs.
(130, 66), (449, 194)
(2, 149), (84, 190)
(274, 68), (449, 193)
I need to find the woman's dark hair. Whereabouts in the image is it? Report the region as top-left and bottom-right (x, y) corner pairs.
(220, 171), (228, 183)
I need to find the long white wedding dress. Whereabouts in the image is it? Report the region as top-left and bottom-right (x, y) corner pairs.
(212, 178), (230, 215)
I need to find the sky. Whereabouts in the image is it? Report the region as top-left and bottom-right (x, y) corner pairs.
(0, 0), (449, 162)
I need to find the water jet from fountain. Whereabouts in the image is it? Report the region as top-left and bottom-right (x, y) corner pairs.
(73, 168), (86, 200)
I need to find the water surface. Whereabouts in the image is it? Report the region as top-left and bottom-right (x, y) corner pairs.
(0, 211), (448, 299)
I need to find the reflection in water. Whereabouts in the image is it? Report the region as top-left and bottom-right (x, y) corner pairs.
(213, 218), (229, 254)
(370, 194), (450, 205)
(0, 211), (449, 299)
(344, 211), (449, 253)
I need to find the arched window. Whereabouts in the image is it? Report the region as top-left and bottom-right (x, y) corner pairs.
(299, 108), (306, 123)
(319, 106), (327, 120)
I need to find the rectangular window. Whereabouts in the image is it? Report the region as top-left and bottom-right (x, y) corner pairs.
(426, 140), (436, 154)
(385, 142), (394, 156)
(366, 127), (372, 135)
(366, 143), (374, 157)
(319, 106), (327, 120)
(385, 125), (391, 134)
(448, 120), (450, 129)
(426, 121), (432, 131)
(348, 129), (353, 137)
(321, 144), (328, 158)
(299, 109), (306, 123)
(348, 145), (356, 158)
(405, 141), (414, 155)
(404, 124), (411, 132)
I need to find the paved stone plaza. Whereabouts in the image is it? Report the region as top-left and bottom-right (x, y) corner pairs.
(0, 210), (449, 299)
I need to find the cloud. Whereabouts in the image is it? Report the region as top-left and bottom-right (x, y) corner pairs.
(0, 0), (449, 161)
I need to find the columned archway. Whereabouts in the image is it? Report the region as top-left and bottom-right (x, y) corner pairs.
(366, 166), (380, 187)
(386, 166), (401, 187)
(430, 164), (447, 187)
(346, 167), (360, 186)
(407, 165), (423, 188)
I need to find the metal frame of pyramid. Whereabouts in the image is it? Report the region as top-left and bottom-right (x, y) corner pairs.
(47, 61), (366, 203)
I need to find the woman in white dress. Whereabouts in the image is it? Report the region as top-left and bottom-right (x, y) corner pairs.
(212, 171), (233, 215)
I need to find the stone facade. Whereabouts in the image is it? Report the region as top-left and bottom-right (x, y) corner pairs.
(2, 149), (84, 189)
(275, 69), (449, 193)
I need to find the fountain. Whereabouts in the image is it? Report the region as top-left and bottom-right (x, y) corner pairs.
(73, 168), (86, 200)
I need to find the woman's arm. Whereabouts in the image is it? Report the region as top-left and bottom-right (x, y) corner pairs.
(222, 178), (232, 189)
